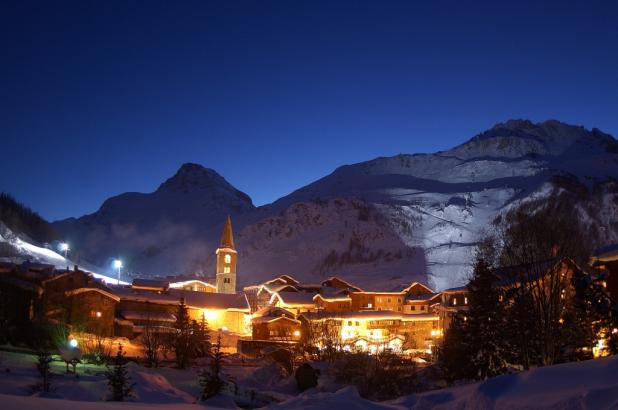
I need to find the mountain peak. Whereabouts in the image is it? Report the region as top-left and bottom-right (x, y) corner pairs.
(157, 163), (229, 193)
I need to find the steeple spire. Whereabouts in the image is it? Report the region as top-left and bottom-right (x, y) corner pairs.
(219, 215), (235, 249)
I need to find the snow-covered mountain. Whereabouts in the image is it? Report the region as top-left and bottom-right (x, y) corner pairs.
(51, 120), (618, 290)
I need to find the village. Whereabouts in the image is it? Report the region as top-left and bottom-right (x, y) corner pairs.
(2, 216), (618, 368)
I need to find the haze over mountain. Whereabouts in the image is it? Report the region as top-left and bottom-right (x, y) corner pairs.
(31, 120), (618, 290)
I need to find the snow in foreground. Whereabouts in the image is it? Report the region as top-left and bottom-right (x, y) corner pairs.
(2, 354), (618, 409)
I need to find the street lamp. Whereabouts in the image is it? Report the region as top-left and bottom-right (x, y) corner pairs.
(113, 259), (123, 285)
(60, 242), (69, 259)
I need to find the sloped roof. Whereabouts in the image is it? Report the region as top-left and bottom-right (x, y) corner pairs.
(271, 291), (317, 306)
(66, 287), (120, 302)
(113, 287), (249, 310)
(300, 310), (438, 321)
(121, 310), (176, 322)
(252, 315), (300, 325)
(219, 215), (235, 249)
(132, 278), (169, 290)
(253, 306), (295, 318)
(169, 279), (216, 289)
(405, 292), (439, 302)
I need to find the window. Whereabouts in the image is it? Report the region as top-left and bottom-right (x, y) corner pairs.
(348, 321), (353, 326)
(224, 278), (231, 284)
(411, 306), (416, 311)
(224, 266), (230, 273)
(452, 298), (457, 306)
(421, 305), (425, 311)
(464, 297), (468, 305)
(224, 254), (231, 264)
(387, 298), (391, 303)
(355, 321), (359, 326)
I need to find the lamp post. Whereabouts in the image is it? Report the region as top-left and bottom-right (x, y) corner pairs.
(113, 259), (123, 285)
(60, 242), (69, 259)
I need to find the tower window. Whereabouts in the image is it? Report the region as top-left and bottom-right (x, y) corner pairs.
(224, 254), (231, 264)
(224, 266), (230, 273)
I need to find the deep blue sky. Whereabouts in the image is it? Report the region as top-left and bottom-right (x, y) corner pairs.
(1, 0), (617, 221)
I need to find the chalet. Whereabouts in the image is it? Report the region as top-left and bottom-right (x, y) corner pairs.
(251, 306), (302, 342)
(64, 287), (119, 337)
(269, 291), (317, 315)
(113, 285), (251, 336)
(350, 281), (435, 313)
(591, 244), (618, 302)
(300, 309), (441, 354)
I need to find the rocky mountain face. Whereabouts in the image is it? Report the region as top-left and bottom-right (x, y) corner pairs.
(50, 120), (618, 290)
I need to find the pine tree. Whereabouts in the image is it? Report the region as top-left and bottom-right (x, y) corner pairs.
(199, 334), (226, 400)
(192, 315), (211, 359)
(465, 256), (508, 379)
(562, 270), (617, 359)
(106, 344), (134, 401)
(438, 312), (473, 382)
(35, 349), (53, 393)
(173, 298), (192, 369)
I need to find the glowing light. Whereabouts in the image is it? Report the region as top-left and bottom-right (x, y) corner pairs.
(613, 328), (618, 334)
(293, 330), (301, 337)
(60, 243), (69, 252)
(69, 338), (78, 348)
(96, 311), (102, 318)
(113, 259), (123, 269)
(221, 326), (228, 332)
(203, 310), (220, 321)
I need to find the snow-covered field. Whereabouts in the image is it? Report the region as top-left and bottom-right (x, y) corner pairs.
(2, 349), (618, 409)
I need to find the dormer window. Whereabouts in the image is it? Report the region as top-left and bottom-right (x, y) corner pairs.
(224, 254), (231, 264)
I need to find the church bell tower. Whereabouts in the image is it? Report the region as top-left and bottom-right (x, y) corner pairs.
(216, 216), (237, 294)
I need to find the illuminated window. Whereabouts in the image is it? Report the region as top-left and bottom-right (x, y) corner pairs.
(224, 254), (231, 264)
(224, 266), (230, 273)
(452, 298), (457, 306)
(464, 297), (468, 305)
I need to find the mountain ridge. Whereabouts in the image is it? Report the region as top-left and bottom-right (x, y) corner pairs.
(25, 119), (618, 289)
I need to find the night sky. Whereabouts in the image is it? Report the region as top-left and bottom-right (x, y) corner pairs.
(1, 0), (617, 221)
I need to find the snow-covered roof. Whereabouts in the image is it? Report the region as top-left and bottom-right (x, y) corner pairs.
(132, 278), (169, 290)
(405, 292), (439, 302)
(251, 315), (300, 325)
(253, 306), (295, 318)
(270, 291), (317, 307)
(593, 243), (618, 262)
(113, 287), (250, 311)
(300, 310), (438, 321)
(65, 287), (121, 302)
(168, 279), (216, 289)
(121, 310), (176, 322)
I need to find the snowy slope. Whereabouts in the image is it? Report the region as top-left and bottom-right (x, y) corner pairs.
(0, 222), (124, 285)
(51, 120), (618, 290)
